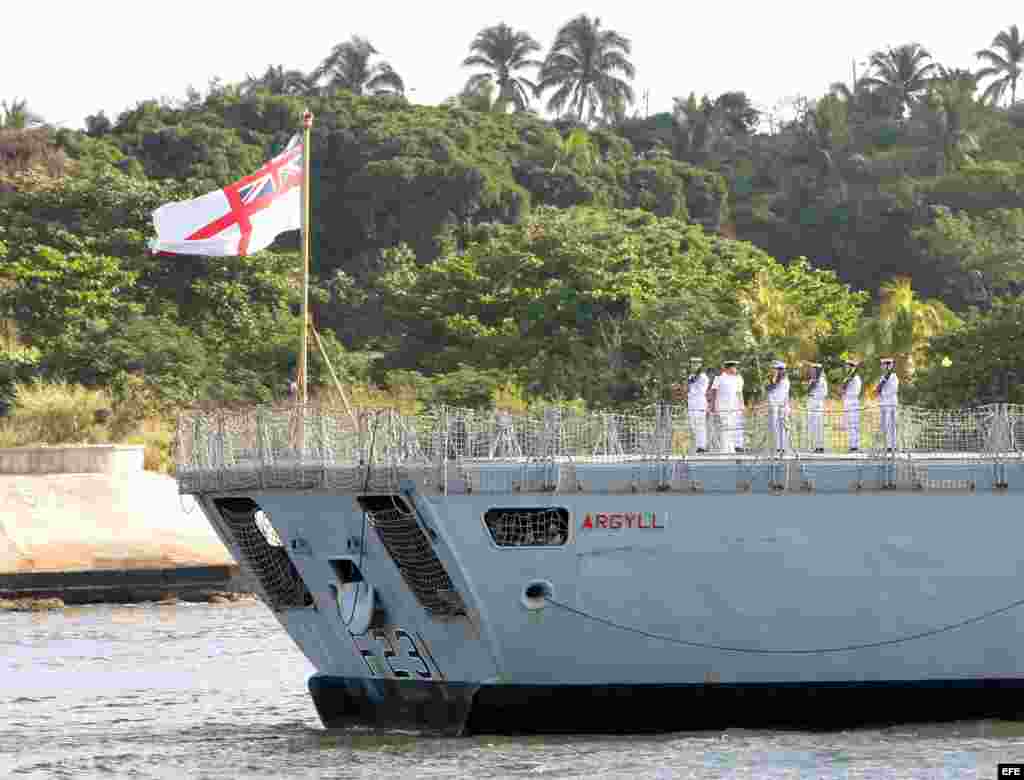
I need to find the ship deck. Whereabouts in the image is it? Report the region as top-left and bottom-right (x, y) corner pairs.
(176, 451), (1024, 496)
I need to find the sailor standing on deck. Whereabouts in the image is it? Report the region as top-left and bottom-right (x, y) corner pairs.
(807, 363), (828, 453)
(686, 357), (709, 454)
(710, 360), (745, 453)
(877, 357), (899, 452)
(842, 359), (862, 452)
(734, 364), (746, 452)
(766, 360), (790, 454)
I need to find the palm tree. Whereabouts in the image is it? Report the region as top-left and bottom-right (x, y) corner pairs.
(922, 67), (981, 173)
(862, 43), (938, 119)
(976, 25), (1024, 106)
(536, 14), (635, 123)
(739, 271), (831, 370)
(857, 277), (960, 380)
(313, 36), (405, 97)
(242, 65), (313, 96)
(828, 79), (891, 124)
(451, 79), (498, 112)
(0, 99), (43, 130)
(671, 93), (717, 160)
(462, 23), (541, 113)
(809, 93), (852, 153)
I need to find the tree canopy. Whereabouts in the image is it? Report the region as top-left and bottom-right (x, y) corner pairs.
(7, 19), (1024, 422)
(375, 206), (867, 406)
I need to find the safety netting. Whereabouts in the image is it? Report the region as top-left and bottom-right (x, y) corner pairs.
(176, 402), (1023, 494)
(359, 496), (468, 618)
(213, 497), (314, 610)
(483, 507), (570, 547)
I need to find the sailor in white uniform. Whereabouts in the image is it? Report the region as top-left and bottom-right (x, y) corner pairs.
(686, 357), (709, 454)
(842, 359), (862, 452)
(766, 360), (790, 454)
(806, 362), (827, 453)
(877, 357), (899, 452)
(711, 360), (745, 453)
(735, 367), (746, 452)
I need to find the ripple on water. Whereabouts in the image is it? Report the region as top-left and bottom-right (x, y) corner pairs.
(4, 603), (1024, 779)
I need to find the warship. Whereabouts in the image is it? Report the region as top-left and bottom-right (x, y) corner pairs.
(175, 400), (1024, 734)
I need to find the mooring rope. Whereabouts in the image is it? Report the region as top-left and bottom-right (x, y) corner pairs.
(545, 595), (1024, 655)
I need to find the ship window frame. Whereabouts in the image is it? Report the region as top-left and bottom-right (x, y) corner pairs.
(481, 506), (572, 549)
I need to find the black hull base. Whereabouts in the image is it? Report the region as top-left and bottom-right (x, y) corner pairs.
(308, 675), (1024, 735)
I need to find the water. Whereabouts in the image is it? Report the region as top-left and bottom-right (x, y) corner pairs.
(3, 602), (1024, 779)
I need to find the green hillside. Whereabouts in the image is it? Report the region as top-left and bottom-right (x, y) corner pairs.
(4, 21), (1024, 446)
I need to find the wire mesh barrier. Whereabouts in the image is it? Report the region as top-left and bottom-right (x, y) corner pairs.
(1007, 404), (1024, 453)
(176, 403), (1024, 494)
(212, 498), (314, 610)
(359, 496), (468, 618)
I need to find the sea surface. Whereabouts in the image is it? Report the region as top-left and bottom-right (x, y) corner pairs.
(3, 601), (1024, 779)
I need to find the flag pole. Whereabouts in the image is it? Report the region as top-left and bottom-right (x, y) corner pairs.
(299, 109), (313, 406)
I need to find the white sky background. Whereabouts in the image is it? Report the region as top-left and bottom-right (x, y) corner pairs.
(4, 0), (1022, 130)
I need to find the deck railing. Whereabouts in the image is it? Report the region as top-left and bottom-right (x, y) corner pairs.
(174, 402), (1024, 494)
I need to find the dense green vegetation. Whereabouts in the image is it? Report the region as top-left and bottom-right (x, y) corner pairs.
(5, 17), (1024, 455)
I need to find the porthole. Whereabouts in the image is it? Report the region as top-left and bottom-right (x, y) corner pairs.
(521, 580), (554, 611)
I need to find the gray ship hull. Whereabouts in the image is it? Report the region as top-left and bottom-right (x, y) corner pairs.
(188, 457), (1024, 733)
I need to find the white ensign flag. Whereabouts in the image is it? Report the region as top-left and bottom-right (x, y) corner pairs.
(149, 136), (303, 257)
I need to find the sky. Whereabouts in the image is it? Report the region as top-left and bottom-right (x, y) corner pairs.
(4, 1), (1022, 130)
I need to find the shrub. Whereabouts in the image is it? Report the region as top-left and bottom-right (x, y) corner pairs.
(0, 128), (67, 180)
(1, 380), (110, 445)
(429, 366), (503, 409)
(125, 417), (174, 474)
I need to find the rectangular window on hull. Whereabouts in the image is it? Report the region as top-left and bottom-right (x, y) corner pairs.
(484, 507), (570, 547)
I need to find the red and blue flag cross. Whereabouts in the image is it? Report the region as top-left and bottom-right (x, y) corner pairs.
(185, 141), (303, 255)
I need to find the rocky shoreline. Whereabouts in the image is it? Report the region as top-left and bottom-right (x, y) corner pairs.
(0, 564), (258, 610)
(0, 591), (259, 612)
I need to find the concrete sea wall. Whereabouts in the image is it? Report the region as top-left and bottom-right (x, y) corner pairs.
(0, 444), (144, 475)
(0, 445), (248, 606)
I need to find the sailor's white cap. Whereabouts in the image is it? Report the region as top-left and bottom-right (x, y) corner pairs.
(723, 359), (739, 367)
(689, 356), (703, 363)
(771, 360), (786, 369)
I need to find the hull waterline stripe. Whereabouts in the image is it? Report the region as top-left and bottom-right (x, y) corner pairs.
(545, 595), (1024, 654)
(308, 675), (1024, 734)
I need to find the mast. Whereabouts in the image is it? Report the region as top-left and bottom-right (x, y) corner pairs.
(299, 109), (313, 405)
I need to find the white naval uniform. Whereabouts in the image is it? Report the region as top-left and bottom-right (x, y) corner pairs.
(807, 374), (828, 450)
(687, 371), (709, 451)
(766, 375), (790, 452)
(843, 374), (862, 449)
(878, 372), (899, 449)
(735, 373), (745, 449)
(711, 372), (744, 453)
